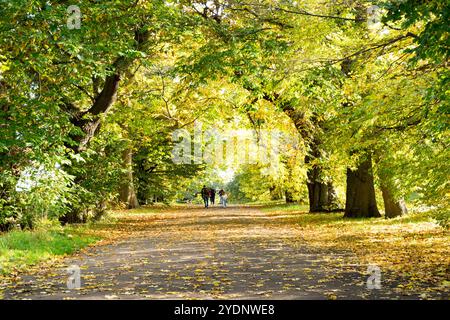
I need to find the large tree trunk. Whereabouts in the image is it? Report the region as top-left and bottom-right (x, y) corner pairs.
(376, 156), (408, 219)
(119, 148), (140, 209)
(68, 29), (150, 151)
(306, 166), (340, 212)
(59, 29), (148, 224)
(344, 154), (380, 218)
(304, 134), (340, 212)
(281, 107), (339, 212)
(73, 74), (121, 151)
(380, 185), (407, 218)
(307, 167), (327, 211)
(327, 182), (339, 209)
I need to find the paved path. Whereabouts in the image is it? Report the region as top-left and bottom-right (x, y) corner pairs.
(1, 206), (419, 299)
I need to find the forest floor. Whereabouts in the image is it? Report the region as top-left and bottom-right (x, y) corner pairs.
(0, 204), (448, 300)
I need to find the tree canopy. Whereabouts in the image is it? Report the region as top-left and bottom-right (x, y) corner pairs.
(0, 0), (448, 229)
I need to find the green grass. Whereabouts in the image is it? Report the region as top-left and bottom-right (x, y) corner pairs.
(260, 202), (441, 225)
(0, 223), (100, 275)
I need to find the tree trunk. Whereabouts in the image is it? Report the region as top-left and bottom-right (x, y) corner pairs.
(376, 156), (408, 219)
(344, 154), (380, 218)
(307, 166), (327, 211)
(327, 182), (339, 209)
(307, 169), (340, 212)
(281, 108), (340, 212)
(285, 189), (295, 203)
(119, 148), (140, 209)
(68, 29), (150, 151)
(304, 135), (340, 212)
(269, 185), (282, 200)
(73, 74), (121, 151)
(380, 185), (407, 218)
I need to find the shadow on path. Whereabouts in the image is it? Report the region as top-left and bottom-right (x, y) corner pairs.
(1, 205), (421, 300)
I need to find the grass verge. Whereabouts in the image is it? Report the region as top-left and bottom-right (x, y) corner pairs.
(0, 205), (165, 279)
(0, 221), (100, 276)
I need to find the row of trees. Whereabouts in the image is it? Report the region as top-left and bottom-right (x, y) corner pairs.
(190, 0), (448, 219)
(0, 1), (448, 229)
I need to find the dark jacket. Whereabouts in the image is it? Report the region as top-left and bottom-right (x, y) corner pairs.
(201, 187), (209, 198)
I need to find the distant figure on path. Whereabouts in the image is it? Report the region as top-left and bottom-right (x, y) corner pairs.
(201, 185), (209, 208)
(219, 189), (228, 208)
(210, 188), (216, 205)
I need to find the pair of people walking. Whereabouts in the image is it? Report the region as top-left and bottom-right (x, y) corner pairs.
(200, 186), (227, 208)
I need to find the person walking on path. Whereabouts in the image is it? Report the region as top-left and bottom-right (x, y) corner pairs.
(201, 185), (209, 208)
(210, 188), (216, 205)
(219, 189), (228, 208)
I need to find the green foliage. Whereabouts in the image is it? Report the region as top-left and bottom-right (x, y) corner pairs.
(432, 209), (450, 229)
(227, 165), (272, 202)
(382, 0), (449, 64)
(0, 157), (74, 230)
(64, 131), (125, 222)
(228, 163), (307, 203)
